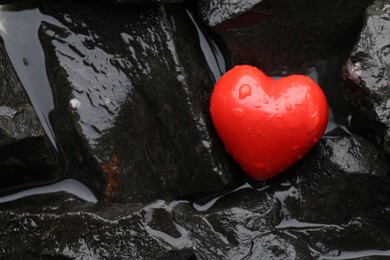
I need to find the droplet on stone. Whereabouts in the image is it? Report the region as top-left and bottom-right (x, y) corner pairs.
(239, 84), (252, 99)
(263, 98), (269, 104)
(386, 99), (390, 109)
(69, 98), (81, 110)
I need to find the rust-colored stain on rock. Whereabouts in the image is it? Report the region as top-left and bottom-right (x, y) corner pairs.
(101, 155), (119, 203)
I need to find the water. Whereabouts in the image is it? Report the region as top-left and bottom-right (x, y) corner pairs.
(0, 2), (95, 202)
(0, 179), (97, 203)
(187, 8), (228, 82)
(0, 4), (61, 149)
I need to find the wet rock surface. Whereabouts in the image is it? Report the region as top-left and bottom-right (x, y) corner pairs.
(197, 0), (262, 27)
(0, 38), (59, 194)
(0, 136), (389, 259)
(343, 0), (390, 156)
(38, 0), (239, 203)
(199, 0), (374, 122)
(200, 0), (373, 75)
(0, 0), (389, 259)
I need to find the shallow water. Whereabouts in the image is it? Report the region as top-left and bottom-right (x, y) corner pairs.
(0, 4), (62, 149)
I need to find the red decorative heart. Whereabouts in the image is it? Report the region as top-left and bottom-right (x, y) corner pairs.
(210, 65), (328, 180)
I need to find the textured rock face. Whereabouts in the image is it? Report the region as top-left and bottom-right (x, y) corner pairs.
(343, 0), (390, 156)
(37, 0), (239, 203)
(0, 0), (389, 259)
(198, 0), (373, 124)
(197, 0), (263, 27)
(0, 38), (59, 194)
(0, 136), (389, 259)
(199, 0), (373, 74)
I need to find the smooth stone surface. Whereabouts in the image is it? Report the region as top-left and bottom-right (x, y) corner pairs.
(343, 0), (390, 156)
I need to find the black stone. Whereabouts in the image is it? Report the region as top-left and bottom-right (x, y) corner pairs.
(0, 37), (59, 194)
(198, 0), (374, 122)
(0, 136), (389, 259)
(0, 0), (183, 4)
(197, 0), (262, 27)
(343, 0), (390, 156)
(37, 0), (241, 203)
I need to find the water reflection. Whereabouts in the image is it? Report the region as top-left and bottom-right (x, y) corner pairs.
(0, 4), (62, 149)
(0, 179), (97, 203)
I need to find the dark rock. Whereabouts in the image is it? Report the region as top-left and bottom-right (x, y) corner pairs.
(0, 193), (170, 259)
(98, 0), (184, 3)
(0, 136), (389, 259)
(0, 0), (183, 4)
(343, 0), (390, 156)
(273, 135), (390, 257)
(198, 0), (373, 122)
(199, 0), (373, 74)
(0, 37), (59, 194)
(158, 249), (198, 260)
(36, 0), (241, 203)
(197, 0), (262, 27)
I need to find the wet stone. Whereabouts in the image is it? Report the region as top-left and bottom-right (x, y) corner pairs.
(0, 135), (388, 259)
(272, 135), (390, 257)
(197, 0), (262, 27)
(0, 193), (170, 259)
(0, 37), (59, 194)
(198, 0), (373, 122)
(38, 0), (240, 203)
(343, 0), (390, 156)
(0, 0), (389, 259)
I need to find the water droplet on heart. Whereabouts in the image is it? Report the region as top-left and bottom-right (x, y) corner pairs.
(313, 137), (319, 143)
(253, 162), (266, 171)
(292, 145), (300, 151)
(255, 102), (262, 108)
(284, 102), (292, 111)
(288, 120), (300, 130)
(276, 114), (283, 119)
(310, 111), (317, 118)
(263, 98), (269, 104)
(306, 110), (321, 133)
(239, 84), (251, 99)
(298, 155), (303, 160)
(232, 108), (244, 118)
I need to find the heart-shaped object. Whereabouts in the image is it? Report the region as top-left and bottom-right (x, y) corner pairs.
(210, 65), (328, 180)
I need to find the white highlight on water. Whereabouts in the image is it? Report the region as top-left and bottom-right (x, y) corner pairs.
(0, 179), (97, 203)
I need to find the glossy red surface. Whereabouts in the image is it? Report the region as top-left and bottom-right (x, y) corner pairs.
(210, 65), (328, 180)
